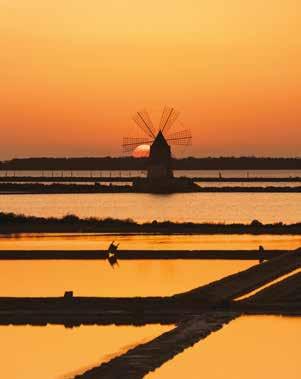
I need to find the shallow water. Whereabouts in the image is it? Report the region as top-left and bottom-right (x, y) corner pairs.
(1, 233), (301, 251)
(0, 170), (300, 379)
(0, 259), (253, 297)
(147, 315), (301, 379)
(0, 324), (173, 379)
(0, 233), (299, 297)
(0, 192), (301, 224)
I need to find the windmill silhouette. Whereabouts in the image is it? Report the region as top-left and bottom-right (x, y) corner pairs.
(123, 107), (193, 191)
(122, 107), (192, 154)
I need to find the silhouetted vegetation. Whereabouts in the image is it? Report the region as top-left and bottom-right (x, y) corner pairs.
(0, 212), (300, 234)
(1, 156), (301, 170)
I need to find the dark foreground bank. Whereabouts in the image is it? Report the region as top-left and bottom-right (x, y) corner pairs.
(0, 212), (301, 234)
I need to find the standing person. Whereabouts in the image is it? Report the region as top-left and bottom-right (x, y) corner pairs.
(258, 245), (265, 264)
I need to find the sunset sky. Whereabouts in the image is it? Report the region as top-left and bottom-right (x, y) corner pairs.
(1, 1), (301, 158)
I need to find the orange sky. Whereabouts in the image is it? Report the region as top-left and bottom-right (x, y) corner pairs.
(1, 1), (301, 158)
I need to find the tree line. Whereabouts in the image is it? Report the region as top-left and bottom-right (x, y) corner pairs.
(0, 157), (301, 170)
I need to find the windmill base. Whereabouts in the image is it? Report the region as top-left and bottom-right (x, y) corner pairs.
(132, 177), (199, 194)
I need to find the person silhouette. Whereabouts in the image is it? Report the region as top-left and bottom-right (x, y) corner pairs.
(258, 245), (264, 264)
(107, 241), (119, 268)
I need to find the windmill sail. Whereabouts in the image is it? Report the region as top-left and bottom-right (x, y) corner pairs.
(160, 107), (180, 135)
(122, 106), (191, 153)
(133, 110), (156, 139)
(165, 129), (192, 146)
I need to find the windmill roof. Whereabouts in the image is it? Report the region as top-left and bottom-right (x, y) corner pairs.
(152, 131), (169, 149)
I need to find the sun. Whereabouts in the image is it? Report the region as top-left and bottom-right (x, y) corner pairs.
(132, 144), (150, 158)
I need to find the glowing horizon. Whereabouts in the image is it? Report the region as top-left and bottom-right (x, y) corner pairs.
(1, 1), (301, 159)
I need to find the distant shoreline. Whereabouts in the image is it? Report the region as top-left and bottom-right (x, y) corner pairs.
(1, 156), (301, 171)
(0, 212), (300, 234)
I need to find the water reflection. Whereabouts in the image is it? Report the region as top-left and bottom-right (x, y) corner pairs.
(0, 192), (301, 223)
(146, 316), (301, 379)
(0, 324), (172, 379)
(1, 233), (300, 251)
(0, 260), (252, 297)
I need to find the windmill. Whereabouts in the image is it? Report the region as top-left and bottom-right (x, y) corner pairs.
(122, 107), (192, 182)
(122, 107), (192, 155)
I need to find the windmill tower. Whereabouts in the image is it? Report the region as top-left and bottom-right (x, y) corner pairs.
(122, 107), (192, 184)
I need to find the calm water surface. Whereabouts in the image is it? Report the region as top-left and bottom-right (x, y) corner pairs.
(0, 234), (300, 297)
(2, 233), (300, 297)
(1, 171), (300, 378)
(0, 324), (173, 379)
(147, 316), (301, 379)
(1, 233), (301, 250)
(4, 315), (299, 379)
(0, 259), (253, 297)
(0, 192), (301, 223)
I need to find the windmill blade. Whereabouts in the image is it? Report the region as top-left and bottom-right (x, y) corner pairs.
(164, 109), (179, 134)
(165, 129), (192, 146)
(133, 111), (156, 139)
(139, 109), (156, 137)
(159, 107), (173, 132)
(122, 137), (153, 153)
(159, 107), (180, 135)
